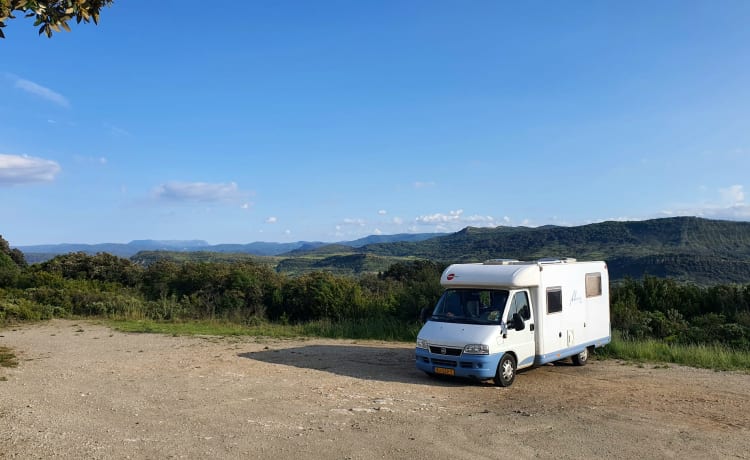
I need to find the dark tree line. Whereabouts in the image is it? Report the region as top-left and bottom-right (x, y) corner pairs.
(1, 235), (749, 348)
(611, 276), (750, 348)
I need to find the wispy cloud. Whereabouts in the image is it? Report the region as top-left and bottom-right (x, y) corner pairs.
(660, 184), (750, 221)
(719, 185), (745, 205)
(378, 209), (387, 215)
(416, 209), (463, 224)
(266, 216), (278, 223)
(0, 153), (61, 185)
(11, 75), (70, 108)
(414, 181), (436, 189)
(152, 181), (249, 203)
(415, 209), (503, 231)
(341, 218), (366, 227)
(103, 123), (130, 137)
(73, 155), (107, 165)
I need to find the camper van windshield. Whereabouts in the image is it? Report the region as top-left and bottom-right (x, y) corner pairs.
(431, 289), (509, 325)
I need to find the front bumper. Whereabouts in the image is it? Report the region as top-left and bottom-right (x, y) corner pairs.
(415, 347), (502, 380)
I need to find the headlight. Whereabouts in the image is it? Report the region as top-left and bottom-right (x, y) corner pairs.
(463, 344), (489, 355)
(416, 338), (429, 349)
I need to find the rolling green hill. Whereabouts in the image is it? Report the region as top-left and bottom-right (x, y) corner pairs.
(292, 217), (750, 284)
(124, 217), (750, 284)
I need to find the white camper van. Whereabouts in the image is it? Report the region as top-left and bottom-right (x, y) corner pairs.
(415, 258), (610, 387)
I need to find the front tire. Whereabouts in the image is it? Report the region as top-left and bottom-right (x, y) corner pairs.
(494, 354), (516, 387)
(572, 347), (589, 366)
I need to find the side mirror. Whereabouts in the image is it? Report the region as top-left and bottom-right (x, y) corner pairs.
(419, 307), (431, 323)
(512, 313), (525, 331)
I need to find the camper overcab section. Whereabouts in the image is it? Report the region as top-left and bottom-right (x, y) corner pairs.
(415, 259), (610, 386)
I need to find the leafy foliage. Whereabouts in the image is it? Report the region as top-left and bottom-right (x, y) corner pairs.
(0, 0), (113, 38)
(360, 217), (750, 285)
(3, 231), (750, 352)
(611, 276), (750, 348)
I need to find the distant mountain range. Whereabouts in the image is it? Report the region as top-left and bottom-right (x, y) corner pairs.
(16, 233), (447, 262)
(15, 217), (750, 284)
(279, 216), (750, 284)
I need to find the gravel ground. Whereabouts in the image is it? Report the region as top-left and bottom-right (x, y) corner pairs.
(1, 319), (749, 459)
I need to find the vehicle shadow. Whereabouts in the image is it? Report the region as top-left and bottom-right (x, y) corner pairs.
(238, 344), (490, 387)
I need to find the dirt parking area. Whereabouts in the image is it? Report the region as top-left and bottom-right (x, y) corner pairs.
(1, 320), (749, 459)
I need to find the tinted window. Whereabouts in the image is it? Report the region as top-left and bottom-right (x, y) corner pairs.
(547, 288), (562, 314)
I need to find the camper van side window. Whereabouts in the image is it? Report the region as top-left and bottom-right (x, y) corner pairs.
(585, 272), (602, 297)
(547, 288), (562, 314)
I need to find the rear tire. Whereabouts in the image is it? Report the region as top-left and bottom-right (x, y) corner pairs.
(572, 347), (589, 366)
(494, 354), (516, 387)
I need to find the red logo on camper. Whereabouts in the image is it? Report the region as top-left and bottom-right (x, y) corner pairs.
(447, 273), (455, 281)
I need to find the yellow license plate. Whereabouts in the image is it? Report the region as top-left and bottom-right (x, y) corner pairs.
(434, 367), (455, 376)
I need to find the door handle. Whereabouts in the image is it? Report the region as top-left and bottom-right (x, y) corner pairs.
(530, 323), (535, 331)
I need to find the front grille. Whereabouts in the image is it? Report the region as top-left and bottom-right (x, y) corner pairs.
(431, 358), (458, 367)
(429, 346), (462, 356)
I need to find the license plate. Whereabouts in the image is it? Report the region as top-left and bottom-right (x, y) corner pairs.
(434, 367), (455, 376)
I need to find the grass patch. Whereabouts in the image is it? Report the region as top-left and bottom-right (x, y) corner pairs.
(597, 333), (750, 372)
(0, 346), (18, 368)
(107, 317), (420, 342)
(107, 319), (750, 372)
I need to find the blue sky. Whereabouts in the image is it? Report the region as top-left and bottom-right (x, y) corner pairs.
(2, 1), (749, 245)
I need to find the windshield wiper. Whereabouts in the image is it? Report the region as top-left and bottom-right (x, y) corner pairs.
(430, 314), (453, 320)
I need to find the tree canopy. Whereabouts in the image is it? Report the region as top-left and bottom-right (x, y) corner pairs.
(0, 0), (113, 38)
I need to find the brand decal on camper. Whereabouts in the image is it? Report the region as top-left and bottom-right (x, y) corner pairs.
(447, 273), (456, 280)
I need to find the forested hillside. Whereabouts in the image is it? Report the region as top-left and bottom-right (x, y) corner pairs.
(341, 217), (750, 284)
(2, 233), (750, 350)
(17, 217), (750, 284)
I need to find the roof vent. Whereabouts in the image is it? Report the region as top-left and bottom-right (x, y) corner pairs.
(483, 259), (519, 265)
(537, 257), (577, 264)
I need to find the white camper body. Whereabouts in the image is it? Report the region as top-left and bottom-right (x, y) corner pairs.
(415, 259), (610, 386)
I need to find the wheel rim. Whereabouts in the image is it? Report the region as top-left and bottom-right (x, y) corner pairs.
(501, 359), (514, 381)
(579, 348), (588, 361)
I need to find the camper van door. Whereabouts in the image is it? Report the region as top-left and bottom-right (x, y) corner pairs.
(504, 290), (535, 368)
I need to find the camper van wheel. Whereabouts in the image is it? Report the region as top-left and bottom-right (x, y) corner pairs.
(572, 347), (589, 366)
(494, 354), (516, 387)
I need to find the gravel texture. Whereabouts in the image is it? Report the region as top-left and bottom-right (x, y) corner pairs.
(1, 319), (749, 459)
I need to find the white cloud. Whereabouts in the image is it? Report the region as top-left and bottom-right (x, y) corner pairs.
(378, 209), (387, 215)
(373, 228), (383, 235)
(392, 217), (403, 225)
(414, 208), (506, 231)
(266, 216), (278, 223)
(719, 185), (745, 205)
(464, 214), (496, 223)
(13, 77), (70, 108)
(284, 229), (291, 235)
(416, 209), (465, 224)
(153, 181), (248, 203)
(0, 153), (61, 185)
(241, 203), (251, 210)
(414, 181), (436, 189)
(341, 218), (366, 227)
(662, 185), (750, 221)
